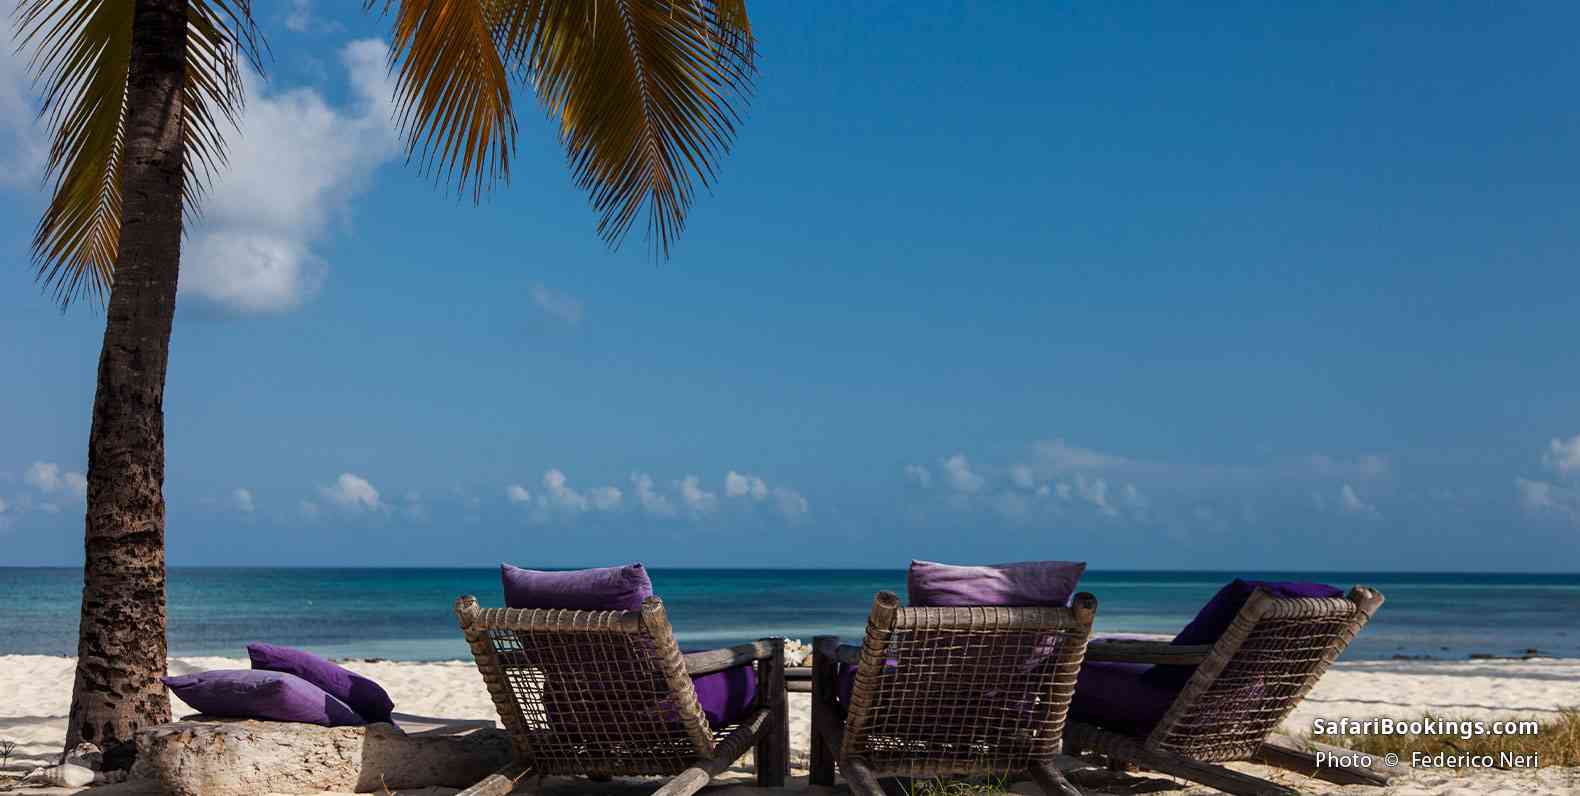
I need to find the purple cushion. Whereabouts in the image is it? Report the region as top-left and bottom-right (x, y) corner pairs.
(689, 662), (758, 730)
(162, 670), (364, 726)
(907, 559), (1087, 607)
(1170, 579), (1345, 646)
(501, 563), (653, 612)
(1142, 579), (1345, 689)
(1070, 661), (1177, 737)
(248, 643), (395, 724)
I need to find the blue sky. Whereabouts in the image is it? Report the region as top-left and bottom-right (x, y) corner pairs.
(3, 1), (1579, 571)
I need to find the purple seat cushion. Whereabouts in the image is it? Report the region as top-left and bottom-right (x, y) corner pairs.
(1070, 661), (1177, 737)
(1141, 579), (1345, 689)
(689, 661), (758, 730)
(501, 563), (653, 613)
(907, 559), (1087, 607)
(248, 643), (395, 723)
(163, 670), (364, 726)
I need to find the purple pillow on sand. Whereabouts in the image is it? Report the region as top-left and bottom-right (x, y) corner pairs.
(907, 559), (1087, 607)
(501, 563), (653, 612)
(163, 669), (364, 726)
(248, 643), (395, 723)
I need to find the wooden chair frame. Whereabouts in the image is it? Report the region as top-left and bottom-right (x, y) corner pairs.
(454, 594), (789, 796)
(810, 591), (1099, 796)
(1066, 585), (1386, 796)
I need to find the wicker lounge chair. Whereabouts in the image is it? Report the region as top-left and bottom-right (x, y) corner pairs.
(1066, 585), (1386, 796)
(452, 594), (789, 796)
(809, 590), (1099, 795)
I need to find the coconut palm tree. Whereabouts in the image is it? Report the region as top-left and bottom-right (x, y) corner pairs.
(17, 0), (753, 754)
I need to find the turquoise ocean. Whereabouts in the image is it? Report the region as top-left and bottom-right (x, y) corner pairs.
(3, 568), (1576, 662)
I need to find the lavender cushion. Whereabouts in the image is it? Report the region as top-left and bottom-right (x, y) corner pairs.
(689, 662), (758, 730)
(501, 563), (653, 612)
(163, 670), (364, 726)
(1070, 661), (1177, 736)
(907, 559), (1087, 607)
(1142, 579), (1344, 689)
(1170, 579), (1345, 646)
(248, 643), (395, 723)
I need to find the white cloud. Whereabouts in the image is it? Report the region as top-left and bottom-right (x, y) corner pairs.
(0, 41), (48, 190)
(531, 284), (584, 325)
(632, 472), (677, 517)
(1517, 478), (1580, 523)
(773, 487), (809, 520)
(1074, 474), (1116, 517)
(1339, 483), (1378, 516)
(231, 488), (255, 513)
(541, 469), (590, 512)
(1010, 464), (1036, 490)
(678, 475), (718, 515)
(523, 469), (622, 514)
(1546, 434), (1580, 476)
(179, 40), (399, 315)
(284, 0), (344, 34)
(319, 473), (381, 512)
(903, 464), (932, 488)
(506, 484), (532, 504)
(942, 454), (984, 493)
(24, 462), (86, 498)
(1308, 454), (1389, 479)
(1032, 439), (1134, 474)
(725, 471), (769, 500)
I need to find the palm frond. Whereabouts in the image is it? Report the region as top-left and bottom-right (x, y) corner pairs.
(381, 0), (755, 257)
(520, 0), (756, 256)
(375, 0), (518, 201)
(15, 0), (264, 308)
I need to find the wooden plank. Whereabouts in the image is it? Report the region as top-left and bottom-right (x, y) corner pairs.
(1254, 734), (1395, 786)
(786, 680), (811, 693)
(786, 666), (811, 680)
(1083, 640), (1213, 666)
(1119, 745), (1298, 796)
(454, 762), (529, 796)
(681, 640), (775, 676)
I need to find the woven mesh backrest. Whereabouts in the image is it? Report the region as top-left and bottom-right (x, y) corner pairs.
(457, 598), (715, 777)
(842, 594), (1095, 778)
(1148, 589), (1381, 762)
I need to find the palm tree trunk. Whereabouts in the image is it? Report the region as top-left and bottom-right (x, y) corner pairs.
(64, 0), (188, 753)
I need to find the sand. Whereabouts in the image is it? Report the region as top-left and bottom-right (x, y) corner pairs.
(2, 654), (1577, 795)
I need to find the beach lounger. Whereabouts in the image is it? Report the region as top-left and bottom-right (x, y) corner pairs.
(809, 590), (1099, 795)
(1066, 583), (1386, 796)
(452, 594), (789, 795)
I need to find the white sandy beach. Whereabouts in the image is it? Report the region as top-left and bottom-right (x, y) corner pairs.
(2, 654), (1577, 795)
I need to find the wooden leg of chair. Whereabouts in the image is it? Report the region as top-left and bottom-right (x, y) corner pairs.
(1121, 748), (1299, 796)
(840, 756), (885, 796)
(455, 762), (529, 796)
(1029, 760), (1082, 796)
(809, 636), (840, 787)
(1253, 738), (1393, 787)
(755, 638), (789, 787)
(652, 766), (712, 796)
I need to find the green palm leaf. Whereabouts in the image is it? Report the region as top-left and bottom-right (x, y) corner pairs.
(15, 0), (263, 308)
(380, 0), (755, 256)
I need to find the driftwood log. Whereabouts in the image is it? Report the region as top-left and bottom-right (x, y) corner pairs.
(131, 718), (511, 796)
